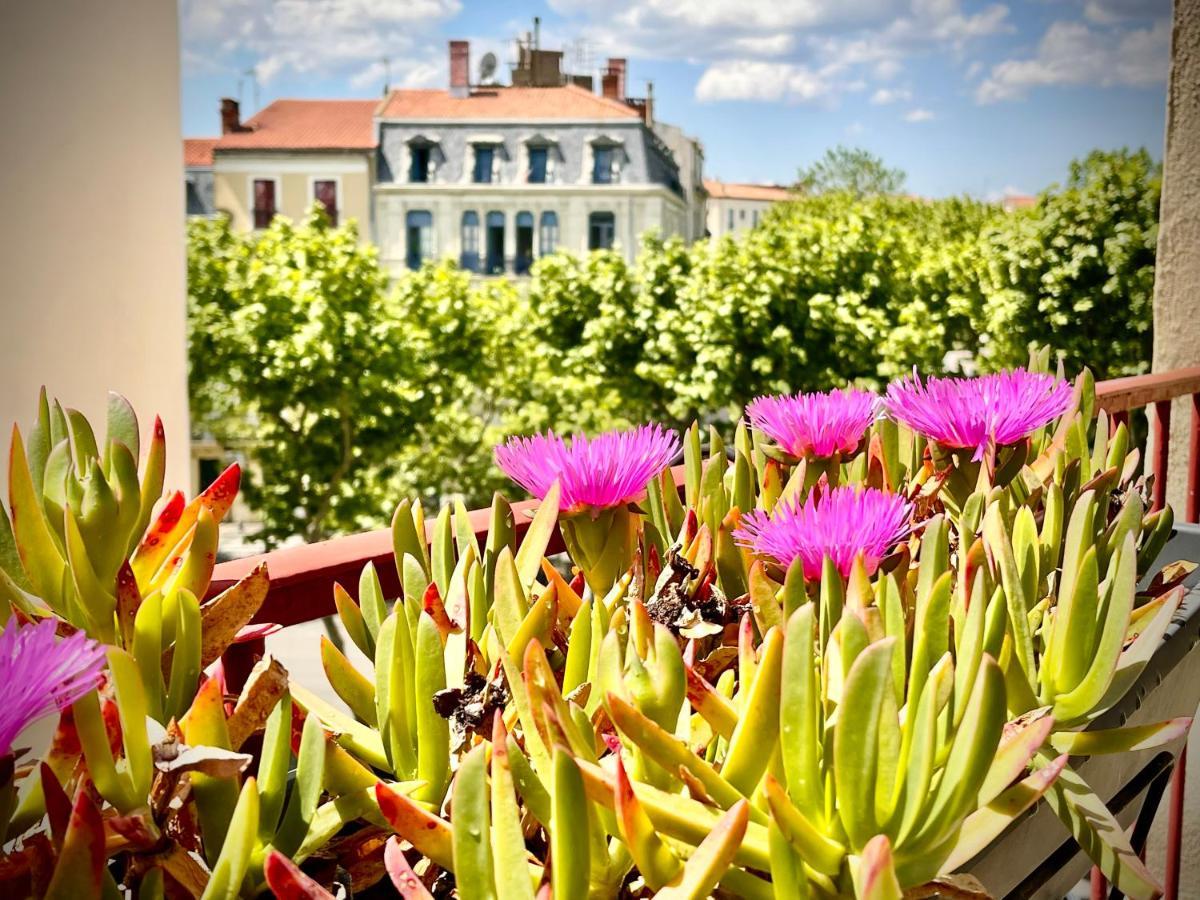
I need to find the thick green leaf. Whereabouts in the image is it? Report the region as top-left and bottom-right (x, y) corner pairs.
(834, 638), (896, 850)
(552, 749), (589, 900)
(202, 778), (259, 900)
(452, 743), (495, 900)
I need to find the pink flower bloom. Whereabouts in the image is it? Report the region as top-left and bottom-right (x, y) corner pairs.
(884, 369), (1073, 461)
(0, 617), (107, 757)
(746, 388), (877, 459)
(734, 486), (912, 580)
(495, 424), (680, 513)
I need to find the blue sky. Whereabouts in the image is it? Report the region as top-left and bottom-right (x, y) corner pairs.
(180, 0), (1171, 198)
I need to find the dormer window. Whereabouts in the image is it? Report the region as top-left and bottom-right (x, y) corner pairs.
(407, 135), (441, 184)
(528, 146), (548, 184)
(410, 145), (431, 183)
(593, 146), (615, 184)
(473, 146), (495, 183)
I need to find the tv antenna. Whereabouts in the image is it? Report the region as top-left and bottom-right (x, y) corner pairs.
(479, 51), (498, 85)
(381, 55), (392, 94)
(239, 67), (260, 113)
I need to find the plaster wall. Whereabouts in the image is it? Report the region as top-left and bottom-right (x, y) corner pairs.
(0, 0), (190, 490)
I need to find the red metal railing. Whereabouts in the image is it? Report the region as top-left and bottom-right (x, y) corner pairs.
(209, 365), (1200, 898)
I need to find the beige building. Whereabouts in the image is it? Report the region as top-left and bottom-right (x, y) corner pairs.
(205, 98), (377, 238)
(1, 0), (191, 488)
(704, 179), (792, 239)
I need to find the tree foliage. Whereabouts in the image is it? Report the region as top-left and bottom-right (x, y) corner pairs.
(796, 145), (907, 196)
(188, 149), (1160, 542)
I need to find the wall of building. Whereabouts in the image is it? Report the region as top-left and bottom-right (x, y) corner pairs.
(0, 0), (191, 489)
(375, 185), (686, 271)
(212, 152), (373, 237)
(1145, 0), (1200, 891)
(654, 122), (706, 242)
(377, 118), (678, 190)
(706, 197), (775, 239)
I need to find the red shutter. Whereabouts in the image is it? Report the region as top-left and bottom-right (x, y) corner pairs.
(253, 180), (276, 228)
(314, 180), (338, 226)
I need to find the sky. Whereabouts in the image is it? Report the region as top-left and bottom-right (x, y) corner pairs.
(180, 0), (1172, 198)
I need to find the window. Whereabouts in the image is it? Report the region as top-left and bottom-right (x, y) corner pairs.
(592, 146), (615, 184)
(539, 211), (558, 256)
(406, 210), (433, 270)
(528, 146), (548, 183)
(753, 210), (759, 227)
(485, 211), (505, 274)
(410, 144), (431, 183)
(727, 208), (734, 231)
(739, 209), (746, 221)
(588, 212), (615, 251)
(473, 146), (495, 183)
(252, 178), (277, 229)
(515, 212), (534, 275)
(460, 211), (480, 273)
(313, 179), (338, 226)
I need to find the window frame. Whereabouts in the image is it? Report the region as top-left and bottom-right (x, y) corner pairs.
(592, 145), (616, 184)
(460, 210), (480, 272)
(406, 209), (434, 271)
(588, 211), (616, 251)
(527, 145), (549, 184)
(539, 210), (559, 257)
(409, 143), (433, 183)
(473, 145), (497, 184)
(309, 176), (341, 226)
(249, 176), (281, 230)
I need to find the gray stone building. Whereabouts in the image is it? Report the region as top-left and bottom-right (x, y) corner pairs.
(373, 41), (701, 273)
(184, 138), (217, 217)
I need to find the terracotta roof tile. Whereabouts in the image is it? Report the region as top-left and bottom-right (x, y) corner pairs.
(703, 180), (792, 202)
(379, 84), (641, 120)
(184, 138), (218, 167)
(214, 99), (378, 152)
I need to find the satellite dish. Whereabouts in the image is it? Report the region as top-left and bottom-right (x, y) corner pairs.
(480, 52), (498, 84)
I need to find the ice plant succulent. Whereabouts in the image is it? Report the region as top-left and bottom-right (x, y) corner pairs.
(494, 424), (680, 514)
(495, 424), (679, 594)
(0, 617), (106, 756)
(747, 387), (876, 460)
(734, 484), (913, 580)
(884, 368), (1073, 462)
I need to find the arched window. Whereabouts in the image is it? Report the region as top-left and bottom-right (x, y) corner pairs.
(485, 211), (505, 275)
(515, 212), (534, 275)
(588, 211), (615, 251)
(460, 211), (480, 272)
(539, 211), (558, 256)
(406, 210), (433, 270)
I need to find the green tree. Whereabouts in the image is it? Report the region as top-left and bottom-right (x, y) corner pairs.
(188, 210), (418, 545)
(971, 149), (1160, 379)
(796, 145), (907, 197)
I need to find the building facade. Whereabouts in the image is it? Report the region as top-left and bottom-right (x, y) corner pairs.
(203, 98), (377, 237)
(182, 40), (707, 271)
(373, 44), (691, 273)
(704, 179), (792, 239)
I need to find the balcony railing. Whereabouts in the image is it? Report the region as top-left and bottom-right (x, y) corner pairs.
(208, 364), (1200, 897)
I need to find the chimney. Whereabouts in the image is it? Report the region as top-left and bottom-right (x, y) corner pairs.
(602, 58), (627, 100)
(449, 40), (470, 99)
(220, 97), (246, 134)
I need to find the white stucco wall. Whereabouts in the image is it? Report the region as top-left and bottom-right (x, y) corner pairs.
(0, 0), (190, 489)
(706, 196), (776, 239)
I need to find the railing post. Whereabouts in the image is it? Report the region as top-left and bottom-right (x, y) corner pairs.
(1153, 400), (1172, 514)
(1188, 392), (1199, 524)
(1166, 745), (1186, 900)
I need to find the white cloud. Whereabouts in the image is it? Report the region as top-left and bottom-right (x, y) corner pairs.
(1083, 0), (1171, 25)
(695, 60), (828, 103)
(904, 107), (935, 121)
(976, 18), (1170, 103)
(180, 0), (460, 90)
(871, 86), (912, 104)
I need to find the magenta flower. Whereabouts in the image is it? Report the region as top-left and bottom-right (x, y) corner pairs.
(734, 486), (912, 580)
(0, 618), (107, 757)
(747, 388), (877, 459)
(495, 424), (680, 513)
(884, 369), (1073, 461)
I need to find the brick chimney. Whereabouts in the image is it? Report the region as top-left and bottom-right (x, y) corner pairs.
(602, 58), (626, 100)
(449, 40), (470, 98)
(220, 98), (249, 134)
